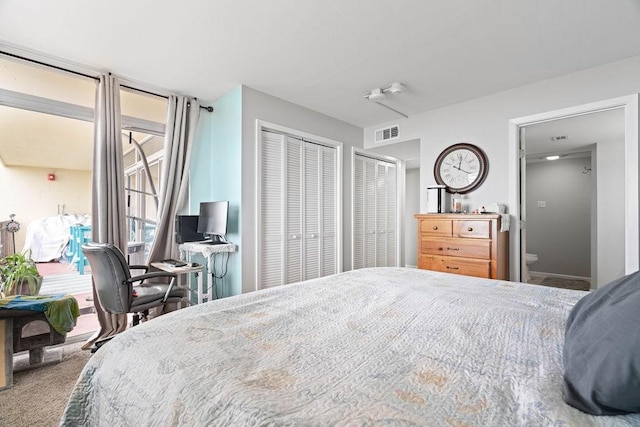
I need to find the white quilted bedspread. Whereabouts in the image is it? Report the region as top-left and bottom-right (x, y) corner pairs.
(60, 268), (640, 426)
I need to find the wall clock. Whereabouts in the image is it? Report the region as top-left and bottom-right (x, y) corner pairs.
(434, 143), (488, 194)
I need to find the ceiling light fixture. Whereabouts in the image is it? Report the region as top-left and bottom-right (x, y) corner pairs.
(364, 82), (408, 118)
(367, 88), (386, 101)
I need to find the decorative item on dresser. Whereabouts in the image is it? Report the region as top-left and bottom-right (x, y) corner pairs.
(414, 213), (508, 279)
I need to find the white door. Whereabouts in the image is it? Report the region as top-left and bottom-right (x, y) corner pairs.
(519, 126), (527, 282)
(353, 153), (399, 269)
(260, 130), (338, 288)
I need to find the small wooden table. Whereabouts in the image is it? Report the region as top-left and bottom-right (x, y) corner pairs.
(0, 310), (67, 390)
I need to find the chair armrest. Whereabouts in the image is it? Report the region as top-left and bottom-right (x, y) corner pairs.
(129, 265), (149, 273)
(127, 271), (178, 285)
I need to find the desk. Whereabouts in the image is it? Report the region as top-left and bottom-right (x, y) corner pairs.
(150, 262), (205, 305)
(178, 242), (236, 302)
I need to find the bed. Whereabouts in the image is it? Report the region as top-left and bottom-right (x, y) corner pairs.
(60, 267), (640, 425)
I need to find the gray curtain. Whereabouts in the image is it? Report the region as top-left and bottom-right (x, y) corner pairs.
(148, 96), (200, 263)
(82, 74), (128, 350)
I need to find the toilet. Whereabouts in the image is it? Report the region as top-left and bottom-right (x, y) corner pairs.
(523, 253), (538, 282)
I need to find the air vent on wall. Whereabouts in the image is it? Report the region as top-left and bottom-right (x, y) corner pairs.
(375, 125), (399, 143)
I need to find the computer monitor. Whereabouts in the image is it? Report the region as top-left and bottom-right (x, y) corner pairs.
(197, 201), (229, 244)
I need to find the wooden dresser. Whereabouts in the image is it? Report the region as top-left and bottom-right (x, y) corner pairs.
(414, 213), (508, 280)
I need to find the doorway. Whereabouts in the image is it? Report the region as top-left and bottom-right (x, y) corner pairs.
(508, 95), (640, 288)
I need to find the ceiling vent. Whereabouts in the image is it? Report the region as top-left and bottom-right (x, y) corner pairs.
(375, 125), (399, 143)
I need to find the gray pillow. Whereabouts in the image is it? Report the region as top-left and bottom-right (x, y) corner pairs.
(563, 271), (640, 415)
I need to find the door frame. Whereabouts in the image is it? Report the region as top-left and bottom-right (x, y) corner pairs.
(351, 147), (404, 269)
(508, 94), (639, 282)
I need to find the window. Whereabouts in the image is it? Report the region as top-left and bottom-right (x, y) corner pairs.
(0, 54), (167, 264)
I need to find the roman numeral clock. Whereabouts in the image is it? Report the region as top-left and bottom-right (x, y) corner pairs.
(434, 143), (488, 194)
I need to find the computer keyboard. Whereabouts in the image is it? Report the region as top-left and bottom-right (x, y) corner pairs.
(161, 259), (187, 267)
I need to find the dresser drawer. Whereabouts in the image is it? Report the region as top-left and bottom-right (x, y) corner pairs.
(418, 255), (491, 278)
(419, 218), (452, 236)
(420, 238), (491, 259)
(453, 220), (490, 239)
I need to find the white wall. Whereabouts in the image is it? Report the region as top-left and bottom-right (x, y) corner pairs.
(404, 168), (419, 267)
(241, 87), (364, 293)
(596, 138), (626, 285)
(526, 157), (592, 277)
(364, 54), (640, 282)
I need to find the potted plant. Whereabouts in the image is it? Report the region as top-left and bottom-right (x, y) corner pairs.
(0, 250), (43, 297)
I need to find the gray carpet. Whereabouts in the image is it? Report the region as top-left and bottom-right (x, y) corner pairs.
(540, 276), (590, 291)
(0, 342), (91, 427)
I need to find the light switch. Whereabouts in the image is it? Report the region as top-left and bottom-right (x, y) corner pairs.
(537, 201), (546, 208)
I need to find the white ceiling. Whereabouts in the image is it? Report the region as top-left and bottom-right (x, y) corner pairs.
(525, 108), (626, 161)
(1, 0), (640, 129)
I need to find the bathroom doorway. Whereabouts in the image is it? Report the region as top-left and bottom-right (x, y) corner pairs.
(526, 153), (593, 290)
(521, 109), (625, 289)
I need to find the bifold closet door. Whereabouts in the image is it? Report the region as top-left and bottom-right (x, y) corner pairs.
(260, 131), (337, 289)
(261, 131), (286, 288)
(353, 154), (398, 269)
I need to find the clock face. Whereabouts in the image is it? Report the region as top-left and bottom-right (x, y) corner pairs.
(434, 143), (488, 194)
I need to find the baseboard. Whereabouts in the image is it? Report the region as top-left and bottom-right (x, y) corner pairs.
(529, 271), (591, 282)
(404, 264), (418, 269)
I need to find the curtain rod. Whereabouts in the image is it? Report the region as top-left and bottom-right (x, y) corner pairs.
(121, 84), (213, 112)
(0, 50), (213, 112)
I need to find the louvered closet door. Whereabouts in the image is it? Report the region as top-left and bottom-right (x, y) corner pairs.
(352, 154), (399, 269)
(365, 158), (377, 268)
(353, 156), (365, 269)
(260, 130), (338, 289)
(260, 132), (285, 288)
(304, 143), (321, 280)
(286, 137), (303, 284)
(386, 163), (397, 266)
(321, 146), (337, 276)
(376, 162), (387, 266)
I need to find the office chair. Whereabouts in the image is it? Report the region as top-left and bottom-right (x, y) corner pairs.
(82, 242), (186, 332)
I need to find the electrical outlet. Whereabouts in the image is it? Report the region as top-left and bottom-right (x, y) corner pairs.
(537, 201), (546, 208)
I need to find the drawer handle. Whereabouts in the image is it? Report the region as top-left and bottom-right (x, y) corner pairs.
(446, 247), (460, 251)
(432, 226), (438, 230)
(446, 266), (459, 270)
(467, 227), (473, 232)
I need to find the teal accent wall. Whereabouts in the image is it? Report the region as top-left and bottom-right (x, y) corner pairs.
(189, 86), (243, 297)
